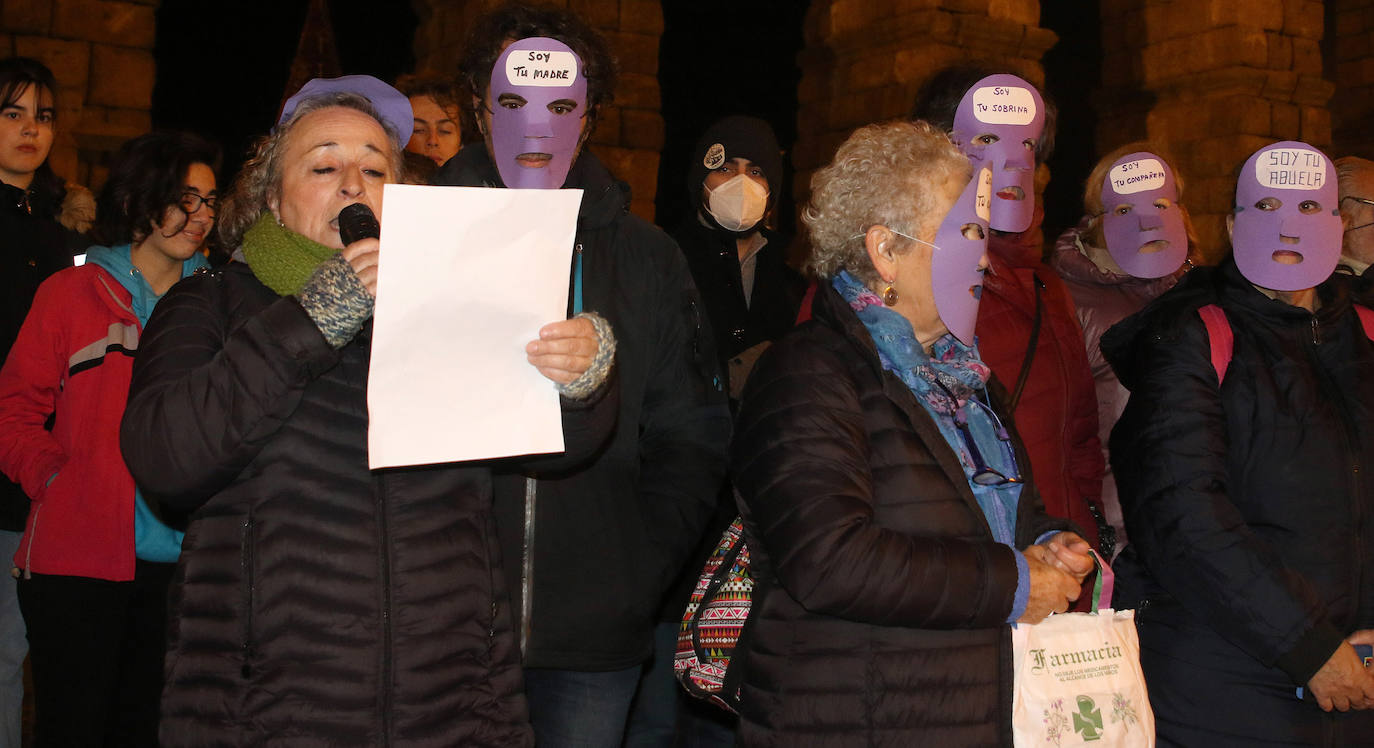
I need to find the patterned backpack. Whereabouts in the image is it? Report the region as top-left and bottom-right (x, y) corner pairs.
(674, 516), (754, 714)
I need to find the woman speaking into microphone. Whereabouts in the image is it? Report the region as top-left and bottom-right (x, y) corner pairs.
(120, 75), (616, 746)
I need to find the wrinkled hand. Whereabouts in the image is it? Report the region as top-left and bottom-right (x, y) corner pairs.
(1307, 640), (1374, 712)
(1018, 550), (1081, 624)
(1040, 531), (1095, 583)
(527, 317), (598, 384)
(341, 237), (380, 297)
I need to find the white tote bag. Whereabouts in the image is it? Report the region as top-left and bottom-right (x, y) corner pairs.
(1011, 552), (1154, 747)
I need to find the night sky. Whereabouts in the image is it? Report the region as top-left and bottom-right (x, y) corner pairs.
(151, 1), (1096, 248)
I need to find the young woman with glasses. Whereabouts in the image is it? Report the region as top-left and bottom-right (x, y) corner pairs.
(0, 130), (218, 745)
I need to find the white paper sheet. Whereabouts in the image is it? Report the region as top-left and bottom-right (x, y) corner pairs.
(367, 183), (583, 468)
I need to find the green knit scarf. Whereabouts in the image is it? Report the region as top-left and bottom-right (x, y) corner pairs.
(241, 212), (340, 296)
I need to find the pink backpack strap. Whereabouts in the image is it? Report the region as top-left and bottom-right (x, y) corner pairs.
(1197, 304), (1233, 385)
(1356, 305), (1374, 342)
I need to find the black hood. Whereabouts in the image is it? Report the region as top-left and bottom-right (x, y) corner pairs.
(434, 143), (630, 231)
(686, 115), (782, 235)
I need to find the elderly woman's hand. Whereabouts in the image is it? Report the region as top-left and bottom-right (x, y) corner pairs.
(526, 317), (599, 384)
(1039, 531), (1095, 583)
(341, 237), (380, 297)
(1018, 550), (1081, 624)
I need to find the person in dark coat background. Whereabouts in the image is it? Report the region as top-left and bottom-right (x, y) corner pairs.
(627, 115), (805, 745)
(731, 119), (1090, 746)
(0, 56), (85, 748)
(913, 66), (1108, 556)
(435, 5), (731, 746)
(120, 75), (618, 747)
(1105, 140), (1374, 745)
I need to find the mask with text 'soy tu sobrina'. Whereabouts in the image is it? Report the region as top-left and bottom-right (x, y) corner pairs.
(1100, 152), (1188, 279)
(488, 37), (588, 190)
(951, 74), (1045, 234)
(1233, 140), (1341, 291)
(931, 166), (993, 346)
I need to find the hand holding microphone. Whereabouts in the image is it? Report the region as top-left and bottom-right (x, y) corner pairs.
(338, 203), (381, 297)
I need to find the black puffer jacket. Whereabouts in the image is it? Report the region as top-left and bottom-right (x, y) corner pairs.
(730, 281), (1069, 746)
(1104, 258), (1374, 745)
(121, 262), (617, 746)
(436, 146), (730, 671)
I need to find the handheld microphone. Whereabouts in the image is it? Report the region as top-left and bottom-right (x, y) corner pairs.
(338, 203), (380, 245)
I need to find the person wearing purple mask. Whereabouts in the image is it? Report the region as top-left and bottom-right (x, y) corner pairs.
(729, 119), (1091, 746)
(1049, 143), (1200, 558)
(1103, 140), (1374, 744)
(436, 4), (730, 745)
(913, 66), (1108, 565)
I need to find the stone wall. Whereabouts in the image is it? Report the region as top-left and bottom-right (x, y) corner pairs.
(411, 0), (665, 219)
(794, 0), (1057, 225)
(1097, 0), (1336, 261)
(0, 0), (158, 192)
(1328, 0), (1374, 158)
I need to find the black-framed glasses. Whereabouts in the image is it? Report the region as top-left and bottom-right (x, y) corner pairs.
(955, 396), (1022, 486)
(179, 192), (218, 214)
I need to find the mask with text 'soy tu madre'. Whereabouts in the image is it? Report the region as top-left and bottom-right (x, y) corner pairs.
(487, 37), (588, 190)
(931, 166), (993, 346)
(1233, 140), (1341, 291)
(951, 74), (1045, 234)
(1100, 152), (1188, 279)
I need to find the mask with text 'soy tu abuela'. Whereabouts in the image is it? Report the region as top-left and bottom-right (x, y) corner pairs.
(1233, 140), (1341, 291)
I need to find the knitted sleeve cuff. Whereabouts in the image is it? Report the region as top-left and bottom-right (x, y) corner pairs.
(556, 311), (616, 400)
(296, 254), (374, 349)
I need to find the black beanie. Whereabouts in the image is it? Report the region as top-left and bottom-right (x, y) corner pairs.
(686, 115), (783, 217)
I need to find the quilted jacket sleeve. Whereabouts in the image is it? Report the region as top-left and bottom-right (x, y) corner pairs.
(121, 270), (342, 512)
(1109, 316), (1341, 682)
(732, 333), (1022, 629)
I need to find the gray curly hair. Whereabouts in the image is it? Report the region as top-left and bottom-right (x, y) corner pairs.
(216, 91), (405, 248)
(804, 120), (971, 287)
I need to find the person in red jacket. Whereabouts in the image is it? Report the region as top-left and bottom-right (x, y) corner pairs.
(912, 66), (1108, 554)
(0, 131), (218, 746)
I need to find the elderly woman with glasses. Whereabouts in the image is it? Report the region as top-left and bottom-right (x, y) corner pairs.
(120, 75), (616, 746)
(729, 120), (1092, 745)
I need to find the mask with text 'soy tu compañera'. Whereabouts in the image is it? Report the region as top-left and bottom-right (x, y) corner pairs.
(488, 37), (588, 190)
(951, 74), (1045, 234)
(1233, 140), (1341, 291)
(1100, 152), (1189, 279)
(931, 166), (994, 345)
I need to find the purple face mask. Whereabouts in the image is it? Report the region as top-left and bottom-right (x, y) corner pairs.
(930, 166), (993, 345)
(1233, 141), (1341, 291)
(487, 38), (588, 190)
(951, 74), (1045, 234)
(1100, 152), (1188, 279)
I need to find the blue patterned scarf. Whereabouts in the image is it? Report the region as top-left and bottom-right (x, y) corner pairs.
(831, 269), (1020, 544)
(831, 270), (990, 414)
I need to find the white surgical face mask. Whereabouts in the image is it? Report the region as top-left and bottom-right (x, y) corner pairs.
(705, 174), (769, 232)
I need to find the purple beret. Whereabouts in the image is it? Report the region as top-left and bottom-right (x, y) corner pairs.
(278, 74), (414, 146)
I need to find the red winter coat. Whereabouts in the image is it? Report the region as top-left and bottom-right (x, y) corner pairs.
(975, 225), (1105, 550)
(0, 264), (139, 581)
